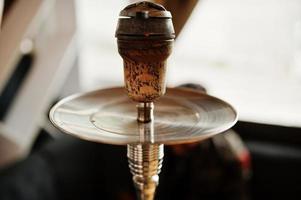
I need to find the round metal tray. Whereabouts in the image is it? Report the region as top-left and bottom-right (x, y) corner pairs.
(49, 87), (237, 145)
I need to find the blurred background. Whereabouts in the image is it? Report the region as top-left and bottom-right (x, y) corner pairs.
(0, 0), (301, 200)
(77, 0), (301, 126)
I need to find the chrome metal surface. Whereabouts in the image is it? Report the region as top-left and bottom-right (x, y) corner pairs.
(49, 87), (237, 145)
(127, 144), (164, 200)
(137, 102), (154, 123)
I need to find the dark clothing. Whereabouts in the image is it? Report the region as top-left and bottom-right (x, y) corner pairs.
(0, 132), (248, 200)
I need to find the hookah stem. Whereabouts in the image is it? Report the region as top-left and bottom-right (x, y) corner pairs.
(127, 102), (164, 200)
(127, 143), (164, 200)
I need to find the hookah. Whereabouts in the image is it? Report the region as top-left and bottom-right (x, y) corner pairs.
(49, 2), (237, 200)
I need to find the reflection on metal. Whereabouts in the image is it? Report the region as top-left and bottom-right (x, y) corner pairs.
(138, 119), (155, 144)
(50, 2), (237, 200)
(49, 87), (237, 199)
(50, 87), (237, 145)
(127, 144), (163, 200)
(137, 102), (154, 123)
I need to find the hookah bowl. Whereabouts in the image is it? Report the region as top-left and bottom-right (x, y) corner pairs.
(49, 2), (238, 200)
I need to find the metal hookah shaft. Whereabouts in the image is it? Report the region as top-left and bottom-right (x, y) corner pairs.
(137, 102), (153, 123)
(127, 104), (163, 200)
(116, 2), (175, 200)
(128, 103), (163, 200)
(49, 2), (237, 199)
